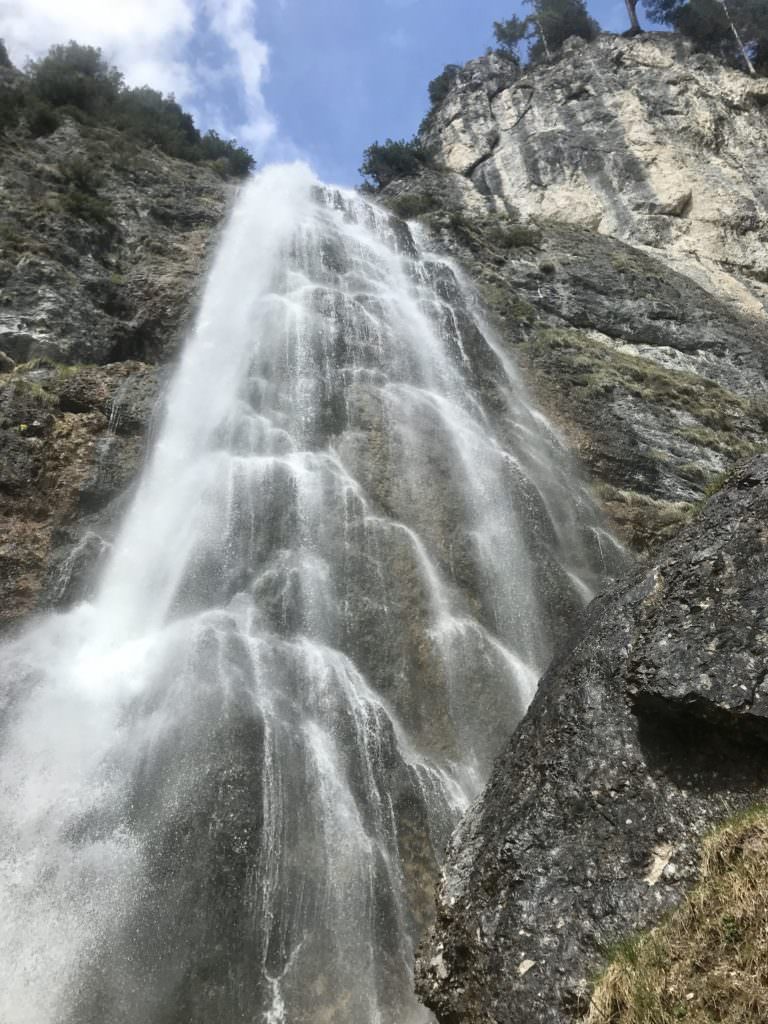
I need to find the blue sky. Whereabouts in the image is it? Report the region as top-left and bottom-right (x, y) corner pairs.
(259, 0), (646, 184)
(2, 0), (654, 186)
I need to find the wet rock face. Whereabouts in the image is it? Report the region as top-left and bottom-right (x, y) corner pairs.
(415, 456), (768, 1023)
(0, 110), (229, 628)
(383, 194), (768, 552)
(0, 362), (160, 629)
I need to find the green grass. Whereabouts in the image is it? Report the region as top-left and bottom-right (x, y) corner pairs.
(385, 192), (440, 220)
(531, 327), (767, 452)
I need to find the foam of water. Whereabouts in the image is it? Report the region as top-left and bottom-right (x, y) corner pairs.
(0, 164), (624, 1023)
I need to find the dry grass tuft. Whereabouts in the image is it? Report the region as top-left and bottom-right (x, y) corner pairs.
(587, 807), (768, 1024)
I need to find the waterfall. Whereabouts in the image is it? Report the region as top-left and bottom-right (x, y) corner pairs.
(0, 164), (624, 1024)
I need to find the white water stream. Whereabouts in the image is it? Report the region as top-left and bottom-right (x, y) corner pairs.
(0, 164), (623, 1023)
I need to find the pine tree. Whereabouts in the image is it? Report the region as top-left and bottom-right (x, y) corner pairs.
(644, 0), (768, 74)
(494, 0), (600, 64)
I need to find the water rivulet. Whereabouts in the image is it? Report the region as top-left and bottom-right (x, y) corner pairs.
(0, 165), (624, 1023)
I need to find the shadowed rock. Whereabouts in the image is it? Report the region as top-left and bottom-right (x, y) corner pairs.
(416, 456), (768, 1024)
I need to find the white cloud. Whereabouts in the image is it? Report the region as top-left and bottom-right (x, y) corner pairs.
(0, 0), (277, 155)
(204, 0), (275, 147)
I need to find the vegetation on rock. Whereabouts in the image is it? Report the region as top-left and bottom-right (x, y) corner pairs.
(359, 136), (431, 190)
(645, 0), (768, 73)
(0, 40), (254, 176)
(428, 64), (463, 107)
(494, 0), (601, 64)
(385, 192), (440, 220)
(589, 808), (768, 1024)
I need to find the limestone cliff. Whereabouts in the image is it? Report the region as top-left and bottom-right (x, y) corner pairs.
(425, 34), (768, 312)
(385, 33), (768, 552)
(0, 105), (229, 628)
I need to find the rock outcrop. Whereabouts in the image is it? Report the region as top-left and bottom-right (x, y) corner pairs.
(424, 34), (768, 317)
(385, 33), (768, 552)
(0, 107), (230, 630)
(0, 115), (229, 365)
(0, 362), (160, 627)
(415, 456), (768, 1023)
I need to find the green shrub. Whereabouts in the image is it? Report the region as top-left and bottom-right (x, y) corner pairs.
(486, 221), (543, 249)
(59, 156), (101, 193)
(112, 84), (197, 159)
(0, 38), (12, 69)
(26, 98), (60, 137)
(494, 0), (600, 65)
(18, 40), (255, 177)
(198, 129), (254, 177)
(63, 189), (114, 225)
(359, 137), (430, 190)
(26, 41), (123, 114)
(428, 65), (461, 107)
(388, 192), (439, 219)
(57, 155), (113, 224)
(493, 15), (530, 61)
(644, 0), (768, 74)
(0, 87), (21, 133)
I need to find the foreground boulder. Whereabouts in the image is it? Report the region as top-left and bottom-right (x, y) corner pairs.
(416, 456), (768, 1023)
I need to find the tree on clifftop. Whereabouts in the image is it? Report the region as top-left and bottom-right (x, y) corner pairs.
(624, 0), (643, 34)
(358, 137), (430, 190)
(645, 0), (768, 73)
(27, 42), (124, 113)
(1, 41), (255, 175)
(494, 0), (600, 64)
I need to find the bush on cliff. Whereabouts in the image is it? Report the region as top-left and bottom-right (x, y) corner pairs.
(644, 0), (768, 74)
(493, 15), (533, 59)
(359, 137), (430, 190)
(428, 65), (462, 107)
(27, 42), (124, 113)
(495, 0), (600, 63)
(0, 41), (255, 177)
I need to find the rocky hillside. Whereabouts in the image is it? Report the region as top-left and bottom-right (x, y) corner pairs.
(384, 32), (768, 552)
(416, 455), (768, 1023)
(0, 93), (230, 629)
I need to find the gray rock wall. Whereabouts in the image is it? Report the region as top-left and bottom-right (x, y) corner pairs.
(425, 34), (768, 320)
(399, 32), (768, 1024)
(0, 112), (230, 628)
(385, 33), (768, 553)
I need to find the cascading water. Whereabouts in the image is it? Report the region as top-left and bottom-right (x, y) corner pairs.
(0, 164), (624, 1024)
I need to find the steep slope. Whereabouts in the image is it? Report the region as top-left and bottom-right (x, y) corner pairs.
(0, 103), (230, 628)
(416, 455), (768, 1023)
(384, 33), (768, 551)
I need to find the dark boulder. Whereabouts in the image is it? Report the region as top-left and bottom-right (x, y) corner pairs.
(416, 456), (768, 1023)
